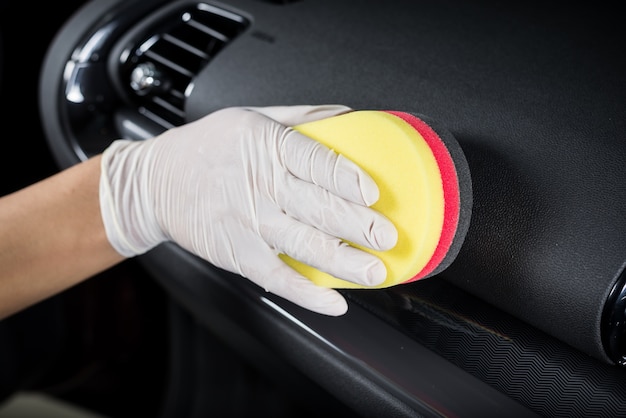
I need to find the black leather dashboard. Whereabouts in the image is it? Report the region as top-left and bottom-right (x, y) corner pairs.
(184, 0), (626, 365)
(39, 0), (626, 416)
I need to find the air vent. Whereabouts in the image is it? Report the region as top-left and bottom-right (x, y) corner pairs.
(118, 3), (249, 129)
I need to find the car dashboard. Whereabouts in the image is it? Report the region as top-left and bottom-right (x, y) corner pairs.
(34, 0), (626, 416)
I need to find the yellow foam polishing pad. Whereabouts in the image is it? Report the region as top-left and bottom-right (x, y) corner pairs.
(279, 110), (469, 289)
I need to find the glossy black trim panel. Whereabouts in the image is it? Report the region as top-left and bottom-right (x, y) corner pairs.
(140, 243), (537, 417)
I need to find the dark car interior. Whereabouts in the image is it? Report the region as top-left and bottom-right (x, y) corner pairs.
(1, 1), (625, 417)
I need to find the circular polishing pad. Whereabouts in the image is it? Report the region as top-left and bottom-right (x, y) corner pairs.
(280, 110), (472, 289)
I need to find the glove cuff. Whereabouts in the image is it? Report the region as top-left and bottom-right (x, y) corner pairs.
(99, 139), (166, 257)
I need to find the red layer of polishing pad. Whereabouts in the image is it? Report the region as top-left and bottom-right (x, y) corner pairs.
(282, 110), (472, 289)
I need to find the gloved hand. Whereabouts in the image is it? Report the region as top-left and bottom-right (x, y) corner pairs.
(99, 105), (398, 316)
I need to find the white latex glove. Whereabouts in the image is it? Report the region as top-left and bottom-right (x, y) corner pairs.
(99, 105), (398, 316)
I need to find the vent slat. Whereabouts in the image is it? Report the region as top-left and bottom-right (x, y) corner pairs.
(152, 96), (186, 118)
(186, 19), (229, 43)
(139, 107), (177, 130)
(162, 33), (210, 60)
(144, 50), (195, 78)
(170, 89), (185, 100)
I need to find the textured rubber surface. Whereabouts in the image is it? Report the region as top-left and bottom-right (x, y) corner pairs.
(345, 277), (626, 417)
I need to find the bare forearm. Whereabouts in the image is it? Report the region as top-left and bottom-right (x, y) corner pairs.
(0, 155), (125, 319)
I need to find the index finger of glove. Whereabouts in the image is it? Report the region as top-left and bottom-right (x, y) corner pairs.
(245, 104), (352, 126)
(281, 130), (380, 207)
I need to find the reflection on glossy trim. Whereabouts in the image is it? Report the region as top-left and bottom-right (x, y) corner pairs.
(260, 296), (346, 355)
